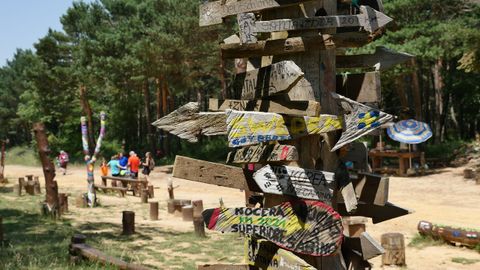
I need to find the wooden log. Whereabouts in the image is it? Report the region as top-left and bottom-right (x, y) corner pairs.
(59, 193), (69, 214)
(381, 233), (406, 266)
(417, 220), (433, 236)
(209, 98), (320, 117)
(463, 168), (475, 179)
(149, 202), (159, 221)
(432, 224), (480, 247)
(336, 71), (381, 103)
(197, 264), (248, 270)
(167, 199), (175, 214)
(140, 189), (148, 203)
(336, 46), (414, 70)
(193, 217), (206, 238)
(122, 211), (135, 235)
(202, 200), (343, 256)
(182, 205), (194, 222)
(226, 144), (298, 164)
(148, 185), (154, 198)
(25, 181), (35, 195)
(33, 177), (41, 194)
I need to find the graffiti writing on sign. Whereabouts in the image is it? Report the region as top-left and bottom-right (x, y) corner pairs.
(202, 200), (343, 256)
(254, 165), (335, 202)
(226, 144), (298, 164)
(226, 110), (342, 147)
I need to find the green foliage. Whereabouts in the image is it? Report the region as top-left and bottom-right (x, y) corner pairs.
(4, 146), (40, 166)
(451, 257), (480, 265)
(424, 140), (466, 160)
(408, 233), (443, 248)
(158, 137), (229, 165)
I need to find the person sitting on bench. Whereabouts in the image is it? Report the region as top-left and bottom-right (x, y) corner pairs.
(107, 155), (125, 177)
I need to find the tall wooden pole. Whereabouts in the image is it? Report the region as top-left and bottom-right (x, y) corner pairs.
(0, 140), (5, 181)
(33, 123), (60, 217)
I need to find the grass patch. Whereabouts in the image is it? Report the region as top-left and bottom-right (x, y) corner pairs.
(408, 233), (443, 248)
(5, 145), (40, 166)
(451, 257), (480, 265)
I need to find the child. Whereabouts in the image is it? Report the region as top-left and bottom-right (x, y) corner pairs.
(100, 158), (108, 177)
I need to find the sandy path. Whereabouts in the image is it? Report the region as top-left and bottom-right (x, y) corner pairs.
(2, 163), (480, 269)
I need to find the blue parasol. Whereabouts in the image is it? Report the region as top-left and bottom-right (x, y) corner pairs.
(387, 119), (432, 144)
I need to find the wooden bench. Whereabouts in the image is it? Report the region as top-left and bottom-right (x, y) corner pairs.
(100, 176), (149, 196)
(94, 185), (127, 197)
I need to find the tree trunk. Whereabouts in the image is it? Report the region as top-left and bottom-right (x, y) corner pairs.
(143, 79), (155, 153)
(162, 80), (170, 155)
(0, 140), (5, 180)
(32, 123), (60, 217)
(432, 59), (445, 143)
(410, 59), (423, 121)
(219, 50), (228, 99)
(79, 85), (95, 154)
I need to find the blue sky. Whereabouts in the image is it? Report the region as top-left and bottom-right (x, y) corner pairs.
(0, 1), (92, 67)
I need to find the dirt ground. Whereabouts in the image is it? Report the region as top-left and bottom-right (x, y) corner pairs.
(2, 163), (480, 269)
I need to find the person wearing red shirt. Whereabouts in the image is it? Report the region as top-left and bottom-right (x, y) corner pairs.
(127, 151), (141, 179)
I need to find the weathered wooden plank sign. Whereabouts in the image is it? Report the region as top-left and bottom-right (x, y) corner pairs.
(331, 94), (393, 151)
(209, 98), (320, 117)
(202, 200), (343, 256)
(343, 232), (385, 260)
(245, 237), (316, 270)
(253, 165), (335, 202)
(226, 144), (298, 164)
(151, 102), (226, 142)
(338, 202), (411, 224)
(351, 173), (389, 206)
(233, 61), (304, 99)
(239, 6), (392, 43)
(227, 110), (342, 147)
(337, 46), (414, 70)
(336, 72), (381, 103)
(199, 0), (312, 27)
(172, 156), (247, 190)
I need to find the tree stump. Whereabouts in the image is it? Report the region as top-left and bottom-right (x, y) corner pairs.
(381, 233), (406, 266)
(148, 185), (154, 198)
(18, 177), (25, 196)
(76, 194), (88, 208)
(26, 174), (34, 181)
(25, 181), (35, 195)
(167, 199), (175, 214)
(182, 205), (193, 222)
(194, 217), (206, 238)
(141, 189), (149, 203)
(150, 202), (159, 221)
(122, 211), (135, 235)
(192, 200), (204, 218)
(59, 193), (69, 214)
(33, 178), (41, 194)
(463, 168), (475, 179)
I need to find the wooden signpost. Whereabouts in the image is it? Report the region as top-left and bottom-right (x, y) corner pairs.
(227, 144), (299, 164)
(337, 46), (414, 71)
(202, 200), (343, 256)
(209, 98), (320, 117)
(337, 202), (411, 224)
(336, 72), (381, 103)
(239, 6), (392, 43)
(253, 165), (335, 202)
(233, 60), (304, 99)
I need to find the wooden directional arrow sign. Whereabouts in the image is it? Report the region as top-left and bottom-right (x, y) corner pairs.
(239, 6), (392, 43)
(245, 237), (316, 270)
(338, 202), (411, 224)
(253, 165), (335, 202)
(227, 144), (298, 164)
(337, 46), (414, 70)
(227, 110), (342, 147)
(331, 94), (393, 151)
(343, 232), (385, 260)
(336, 72), (381, 103)
(209, 98), (320, 117)
(351, 173), (389, 206)
(199, 0), (312, 27)
(233, 61), (304, 100)
(202, 200), (343, 256)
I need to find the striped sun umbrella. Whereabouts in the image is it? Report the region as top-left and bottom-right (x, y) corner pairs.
(387, 119), (432, 144)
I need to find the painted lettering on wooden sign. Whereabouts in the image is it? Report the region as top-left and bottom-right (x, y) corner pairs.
(199, 0), (312, 27)
(209, 98), (320, 117)
(202, 200), (343, 256)
(337, 46), (414, 71)
(233, 61), (304, 100)
(226, 110), (342, 147)
(239, 6), (392, 43)
(338, 202), (411, 224)
(336, 72), (381, 103)
(331, 94), (393, 151)
(253, 165), (335, 202)
(152, 102), (226, 142)
(226, 144), (298, 164)
(245, 237), (316, 270)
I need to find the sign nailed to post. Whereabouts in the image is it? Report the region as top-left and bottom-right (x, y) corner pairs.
(253, 165), (335, 202)
(202, 200), (343, 256)
(226, 144), (299, 164)
(239, 6), (392, 43)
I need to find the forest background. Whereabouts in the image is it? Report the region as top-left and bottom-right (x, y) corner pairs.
(0, 0), (479, 164)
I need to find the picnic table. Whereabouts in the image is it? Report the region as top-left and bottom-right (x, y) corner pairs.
(369, 150), (425, 176)
(98, 176), (150, 197)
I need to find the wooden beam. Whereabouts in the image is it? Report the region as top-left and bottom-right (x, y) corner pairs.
(221, 33), (371, 59)
(337, 202), (411, 224)
(336, 46), (414, 70)
(202, 200), (343, 256)
(253, 164), (335, 202)
(245, 237), (316, 269)
(239, 6), (392, 43)
(336, 72), (381, 103)
(227, 110), (342, 147)
(209, 98), (321, 116)
(199, 0), (314, 27)
(152, 102), (226, 142)
(172, 156), (247, 190)
(351, 173), (389, 205)
(226, 144), (298, 164)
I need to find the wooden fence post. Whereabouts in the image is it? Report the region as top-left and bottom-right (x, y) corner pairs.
(148, 185), (154, 198)
(381, 233), (406, 266)
(182, 205), (193, 222)
(167, 178), (174, 199)
(192, 200), (206, 238)
(33, 176), (41, 194)
(150, 202), (159, 220)
(122, 211), (135, 235)
(141, 189), (149, 203)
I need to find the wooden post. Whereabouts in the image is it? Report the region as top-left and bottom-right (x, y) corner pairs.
(167, 199), (175, 214)
(343, 217), (368, 238)
(33, 176), (41, 194)
(122, 211), (135, 235)
(33, 122), (60, 217)
(167, 178), (174, 199)
(463, 168), (475, 179)
(26, 175), (33, 181)
(192, 199), (206, 238)
(149, 202), (159, 220)
(182, 205), (193, 222)
(59, 193), (68, 214)
(25, 181), (35, 195)
(148, 185), (154, 198)
(381, 233), (406, 266)
(17, 177), (24, 196)
(141, 189), (149, 203)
